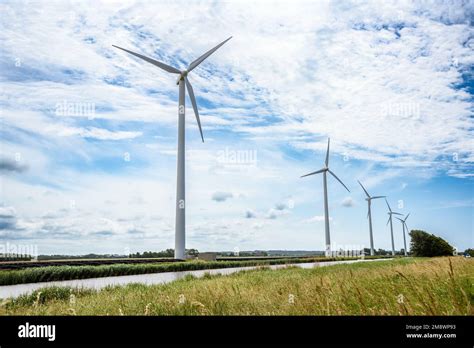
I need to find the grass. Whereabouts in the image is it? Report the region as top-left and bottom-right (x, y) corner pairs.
(0, 255), (388, 285)
(0, 257), (472, 315)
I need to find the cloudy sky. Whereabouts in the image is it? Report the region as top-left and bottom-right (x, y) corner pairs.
(0, 0), (472, 255)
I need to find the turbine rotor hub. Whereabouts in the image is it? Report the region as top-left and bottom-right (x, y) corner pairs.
(176, 70), (188, 84)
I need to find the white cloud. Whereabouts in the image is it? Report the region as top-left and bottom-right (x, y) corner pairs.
(54, 126), (142, 140)
(266, 208), (288, 220)
(211, 191), (233, 202)
(245, 210), (256, 219)
(341, 197), (355, 207)
(305, 215), (333, 223)
(0, 158), (27, 173)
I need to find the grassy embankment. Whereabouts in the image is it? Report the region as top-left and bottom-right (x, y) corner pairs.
(1, 257), (472, 315)
(0, 255), (388, 286)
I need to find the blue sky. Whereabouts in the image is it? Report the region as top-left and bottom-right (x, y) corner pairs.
(0, 0), (472, 255)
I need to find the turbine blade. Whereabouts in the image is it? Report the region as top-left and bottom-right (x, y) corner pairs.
(404, 222), (409, 231)
(385, 198), (392, 212)
(392, 212), (403, 216)
(325, 138), (330, 167)
(405, 213), (410, 221)
(187, 36), (232, 72)
(395, 217), (403, 222)
(185, 77), (204, 142)
(371, 196), (385, 199)
(386, 216), (391, 226)
(112, 45), (180, 74)
(328, 169), (350, 192)
(300, 168), (326, 178)
(358, 180), (370, 198)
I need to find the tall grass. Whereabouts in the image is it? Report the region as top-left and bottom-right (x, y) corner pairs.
(1, 257), (472, 315)
(0, 256), (387, 286)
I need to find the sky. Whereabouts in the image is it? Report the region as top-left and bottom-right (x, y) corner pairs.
(0, 0), (473, 255)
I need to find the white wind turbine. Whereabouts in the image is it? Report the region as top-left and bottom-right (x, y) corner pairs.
(301, 138), (350, 256)
(395, 213), (410, 256)
(113, 37), (232, 259)
(385, 198), (402, 256)
(358, 180), (385, 256)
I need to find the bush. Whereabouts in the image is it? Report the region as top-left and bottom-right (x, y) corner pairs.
(464, 248), (474, 257)
(409, 230), (454, 257)
(9, 287), (94, 307)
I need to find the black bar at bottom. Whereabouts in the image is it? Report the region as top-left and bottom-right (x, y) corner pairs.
(0, 316), (471, 346)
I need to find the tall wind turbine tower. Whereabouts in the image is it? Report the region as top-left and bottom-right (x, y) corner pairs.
(301, 138), (350, 256)
(113, 37), (232, 259)
(396, 213), (410, 256)
(358, 180), (385, 256)
(385, 199), (402, 256)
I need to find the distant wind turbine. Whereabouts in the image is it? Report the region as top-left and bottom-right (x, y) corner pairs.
(301, 138), (350, 256)
(395, 213), (410, 256)
(113, 37), (232, 259)
(385, 199), (402, 256)
(358, 180), (385, 256)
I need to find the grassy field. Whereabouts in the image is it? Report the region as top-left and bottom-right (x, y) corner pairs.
(0, 257), (472, 315)
(0, 256), (388, 285)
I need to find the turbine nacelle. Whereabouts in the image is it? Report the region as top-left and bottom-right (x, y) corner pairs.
(176, 70), (188, 85)
(396, 213), (410, 225)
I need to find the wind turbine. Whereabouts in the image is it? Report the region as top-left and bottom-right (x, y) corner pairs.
(113, 37), (232, 259)
(385, 199), (402, 256)
(396, 213), (410, 256)
(301, 138), (350, 256)
(357, 180), (385, 256)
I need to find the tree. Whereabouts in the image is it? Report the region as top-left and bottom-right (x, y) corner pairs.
(409, 230), (454, 257)
(464, 248), (474, 257)
(129, 249), (175, 258)
(376, 248), (389, 256)
(186, 249), (199, 257)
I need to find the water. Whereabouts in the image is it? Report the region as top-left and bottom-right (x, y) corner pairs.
(0, 258), (391, 299)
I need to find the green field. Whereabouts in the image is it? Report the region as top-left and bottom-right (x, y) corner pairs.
(0, 256), (388, 286)
(1, 257), (472, 315)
